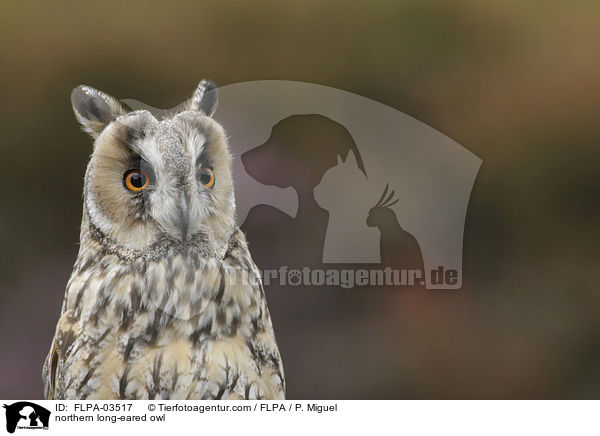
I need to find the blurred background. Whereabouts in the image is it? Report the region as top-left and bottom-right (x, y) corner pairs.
(1, 0), (599, 399)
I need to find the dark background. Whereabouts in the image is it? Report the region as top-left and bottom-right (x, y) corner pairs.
(1, 0), (599, 398)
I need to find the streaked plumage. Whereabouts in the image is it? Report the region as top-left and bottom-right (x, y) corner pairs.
(43, 81), (285, 399)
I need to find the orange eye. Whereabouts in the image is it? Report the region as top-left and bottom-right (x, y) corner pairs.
(198, 167), (215, 188)
(124, 169), (149, 192)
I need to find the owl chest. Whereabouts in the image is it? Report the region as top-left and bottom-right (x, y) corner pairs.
(60, 261), (281, 399)
(63, 321), (275, 400)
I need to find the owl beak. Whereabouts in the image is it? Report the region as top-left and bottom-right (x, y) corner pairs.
(177, 193), (190, 242)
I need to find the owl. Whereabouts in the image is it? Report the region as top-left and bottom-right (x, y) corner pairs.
(42, 80), (285, 399)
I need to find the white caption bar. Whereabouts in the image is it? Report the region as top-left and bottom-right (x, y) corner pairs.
(1, 400), (598, 435)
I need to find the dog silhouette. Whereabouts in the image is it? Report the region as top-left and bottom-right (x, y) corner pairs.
(3, 402), (50, 434)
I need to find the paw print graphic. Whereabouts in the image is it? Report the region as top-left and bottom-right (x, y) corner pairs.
(287, 270), (302, 286)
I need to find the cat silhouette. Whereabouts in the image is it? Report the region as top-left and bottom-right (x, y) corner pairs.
(314, 150), (380, 263)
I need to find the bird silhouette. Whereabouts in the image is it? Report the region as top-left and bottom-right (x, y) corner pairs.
(366, 184), (424, 272)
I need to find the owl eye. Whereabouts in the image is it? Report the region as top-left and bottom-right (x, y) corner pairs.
(198, 167), (215, 188)
(123, 169), (149, 192)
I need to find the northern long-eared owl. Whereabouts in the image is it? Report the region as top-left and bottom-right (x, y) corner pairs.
(42, 81), (285, 399)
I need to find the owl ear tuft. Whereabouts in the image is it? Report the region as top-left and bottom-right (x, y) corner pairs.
(190, 80), (218, 116)
(71, 85), (126, 138)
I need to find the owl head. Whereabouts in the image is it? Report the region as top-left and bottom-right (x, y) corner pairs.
(72, 81), (235, 258)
